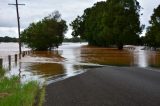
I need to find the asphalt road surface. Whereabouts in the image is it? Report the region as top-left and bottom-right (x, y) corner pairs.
(44, 66), (160, 106)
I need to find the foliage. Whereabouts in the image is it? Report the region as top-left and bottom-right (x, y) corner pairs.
(0, 76), (39, 106)
(0, 68), (45, 106)
(145, 5), (160, 49)
(0, 68), (5, 78)
(70, 0), (143, 49)
(21, 11), (68, 51)
(0, 36), (18, 42)
(139, 36), (146, 46)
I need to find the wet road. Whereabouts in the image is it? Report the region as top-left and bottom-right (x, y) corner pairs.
(44, 66), (160, 106)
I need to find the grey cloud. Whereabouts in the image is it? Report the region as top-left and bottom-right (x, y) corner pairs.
(0, 0), (107, 37)
(0, 27), (17, 37)
(0, 0), (160, 37)
(0, 0), (106, 38)
(139, 0), (160, 26)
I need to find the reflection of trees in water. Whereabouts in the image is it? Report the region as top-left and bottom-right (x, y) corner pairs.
(150, 52), (160, 67)
(80, 47), (134, 66)
(31, 51), (64, 61)
(80, 46), (160, 68)
(27, 63), (65, 77)
(155, 54), (160, 66)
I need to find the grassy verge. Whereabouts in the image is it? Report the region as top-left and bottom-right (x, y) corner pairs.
(0, 68), (5, 78)
(0, 69), (45, 106)
(38, 86), (45, 106)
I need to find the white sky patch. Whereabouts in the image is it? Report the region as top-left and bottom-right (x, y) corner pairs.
(0, 27), (18, 37)
(0, 0), (159, 38)
(65, 29), (73, 38)
(138, 0), (160, 26)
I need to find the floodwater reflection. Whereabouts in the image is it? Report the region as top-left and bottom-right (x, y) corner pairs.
(133, 47), (149, 67)
(80, 46), (134, 66)
(27, 63), (65, 78)
(80, 45), (160, 68)
(1, 43), (160, 84)
(149, 51), (160, 67)
(133, 47), (160, 68)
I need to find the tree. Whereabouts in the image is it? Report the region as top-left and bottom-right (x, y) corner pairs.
(0, 36), (18, 42)
(70, 16), (84, 38)
(70, 0), (143, 49)
(145, 5), (160, 49)
(21, 11), (68, 50)
(108, 0), (143, 49)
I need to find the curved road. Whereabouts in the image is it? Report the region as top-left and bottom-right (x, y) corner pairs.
(44, 66), (160, 106)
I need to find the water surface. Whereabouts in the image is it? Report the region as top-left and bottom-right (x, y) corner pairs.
(0, 43), (160, 84)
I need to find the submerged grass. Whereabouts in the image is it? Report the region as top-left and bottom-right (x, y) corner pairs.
(0, 69), (45, 106)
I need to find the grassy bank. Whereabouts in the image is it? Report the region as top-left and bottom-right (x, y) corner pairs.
(0, 69), (45, 106)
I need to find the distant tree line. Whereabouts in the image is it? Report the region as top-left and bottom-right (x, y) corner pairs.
(21, 11), (68, 51)
(0, 36), (18, 42)
(63, 37), (86, 42)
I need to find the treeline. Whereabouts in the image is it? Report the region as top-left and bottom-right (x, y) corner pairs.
(63, 37), (86, 42)
(70, 0), (160, 50)
(0, 36), (18, 42)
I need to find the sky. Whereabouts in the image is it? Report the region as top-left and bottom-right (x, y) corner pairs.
(0, 0), (160, 38)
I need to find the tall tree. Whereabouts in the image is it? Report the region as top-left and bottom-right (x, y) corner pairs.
(70, 0), (143, 49)
(145, 5), (160, 49)
(70, 16), (84, 38)
(21, 11), (68, 50)
(108, 0), (143, 49)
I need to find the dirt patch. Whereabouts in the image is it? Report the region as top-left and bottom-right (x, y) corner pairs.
(0, 93), (10, 98)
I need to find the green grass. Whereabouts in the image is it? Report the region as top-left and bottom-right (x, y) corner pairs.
(38, 85), (46, 106)
(0, 68), (45, 106)
(0, 68), (5, 78)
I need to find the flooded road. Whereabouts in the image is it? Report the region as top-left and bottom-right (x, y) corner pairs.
(0, 43), (160, 83)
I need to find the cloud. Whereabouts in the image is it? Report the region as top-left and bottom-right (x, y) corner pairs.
(0, 27), (18, 37)
(0, 0), (159, 37)
(138, 0), (160, 26)
(0, 0), (106, 37)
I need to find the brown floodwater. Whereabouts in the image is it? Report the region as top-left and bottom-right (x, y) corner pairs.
(0, 43), (160, 84)
(80, 46), (133, 66)
(80, 46), (160, 68)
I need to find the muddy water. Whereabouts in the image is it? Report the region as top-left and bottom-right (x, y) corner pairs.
(80, 47), (133, 66)
(0, 43), (160, 84)
(80, 46), (160, 68)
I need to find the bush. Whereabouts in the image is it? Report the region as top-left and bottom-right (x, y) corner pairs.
(21, 11), (68, 51)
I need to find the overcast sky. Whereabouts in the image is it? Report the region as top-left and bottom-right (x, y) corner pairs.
(0, 0), (160, 38)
